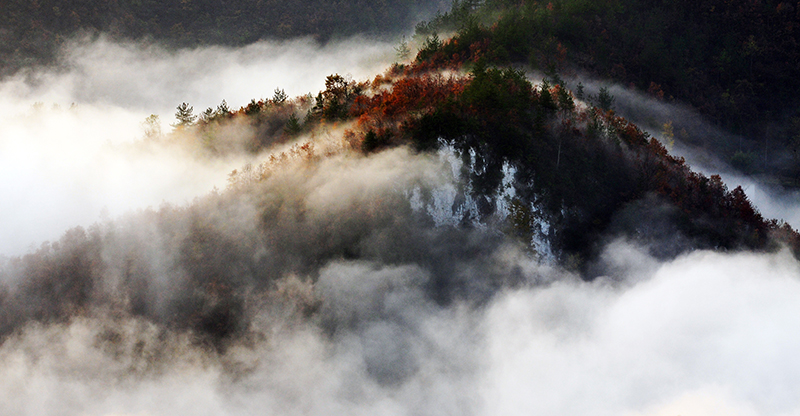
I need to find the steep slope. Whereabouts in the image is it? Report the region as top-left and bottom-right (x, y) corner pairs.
(416, 0), (800, 183)
(3, 49), (798, 346)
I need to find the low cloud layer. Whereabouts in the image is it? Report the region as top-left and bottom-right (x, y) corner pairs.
(1, 243), (798, 416)
(0, 100), (248, 255)
(16, 35), (396, 116)
(0, 35), (397, 255)
(483, 247), (800, 416)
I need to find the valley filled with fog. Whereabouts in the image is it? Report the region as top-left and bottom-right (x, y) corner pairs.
(0, 36), (395, 255)
(1, 16), (799, 416)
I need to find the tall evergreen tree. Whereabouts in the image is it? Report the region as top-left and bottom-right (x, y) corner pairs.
(174, 102), (196, 128)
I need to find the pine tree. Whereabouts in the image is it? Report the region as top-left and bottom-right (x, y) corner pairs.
(394, 35), (411, 62)
(173, 102), (196, 128)
(597, 87), (615, 111)
(273, 88), (288, 105)
(216, 100), (231, 118)
(284, 113), (302, 136)
(142, 114), (162, 140)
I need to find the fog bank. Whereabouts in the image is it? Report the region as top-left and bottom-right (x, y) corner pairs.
(1, 244), (798, 416)
(0, 35), (396, 255)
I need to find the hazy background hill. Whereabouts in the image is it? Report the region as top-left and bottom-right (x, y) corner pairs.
(0, 0), (446, 74)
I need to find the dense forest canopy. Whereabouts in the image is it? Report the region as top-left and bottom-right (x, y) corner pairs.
(414, 0), (800, 184)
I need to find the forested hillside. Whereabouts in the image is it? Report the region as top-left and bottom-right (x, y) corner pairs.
(5, 47), (799, 340)
(221, 60), (800, 263)
(415, 0), (800, 183)
(3, 0), (798, 339)
(6, 0), (799, 181)
(3, 58), (798, 348)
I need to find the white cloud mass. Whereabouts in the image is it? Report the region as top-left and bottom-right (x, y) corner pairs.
(0, 36), (395, 255)
(1, 246), (799, 416)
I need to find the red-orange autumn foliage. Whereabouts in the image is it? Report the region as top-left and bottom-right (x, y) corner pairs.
(349, 72), (468, 143)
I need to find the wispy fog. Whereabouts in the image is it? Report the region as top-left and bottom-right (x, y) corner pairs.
(565, 75), (800, 227)
(29, 35), (395, 116)
(0, 36), (396, 255)
(708, 170), (800, 228)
